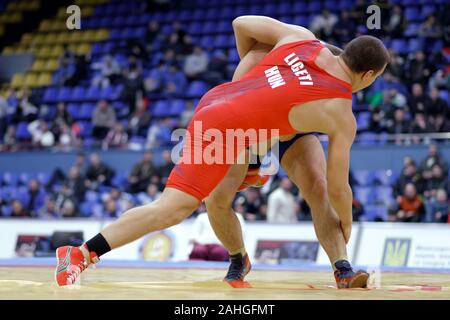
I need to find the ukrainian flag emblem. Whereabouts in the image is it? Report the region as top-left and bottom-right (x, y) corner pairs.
(382, 238), (411, 267)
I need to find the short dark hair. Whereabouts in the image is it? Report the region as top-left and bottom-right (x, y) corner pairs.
(341, 35), (390, 73)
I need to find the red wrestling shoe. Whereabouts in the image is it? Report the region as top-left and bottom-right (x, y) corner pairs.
(334, 260), (369, 289)
(55, 245), (99, 286)
(238, 170), (269, 191)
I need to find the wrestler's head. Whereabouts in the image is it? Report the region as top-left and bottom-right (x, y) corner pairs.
(340, 35), (390, 92)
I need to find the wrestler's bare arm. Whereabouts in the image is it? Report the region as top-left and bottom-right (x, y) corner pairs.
(232, 15), (316, 58)
(325, 104), (356, 243)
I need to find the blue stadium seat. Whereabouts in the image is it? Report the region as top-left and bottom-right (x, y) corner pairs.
(391, 39), (408, 54)
(43, 87), (58, 103)
(407, 38), (424, 53)
(2, 172), (19, 186)
(36, 172), (50, 186)
(169, 100), (186, 116)
(86, 190), (100, 203)
(374, 186), (394, 205)
(228, 48), (240, 63)
(79, 103), (95, 119)
(214, 35), (230, 48)
(188, 22), (203, 35)
(78, 121), (92, 138)
(86, 86), (101, 100)
(364, 204), (388, 221)
(153, 100), (171, 118)
(356, 112), (371, 131)
(353, 186), (374, 204)
(70, 86), (86, 102)
(67, 103), (80, 120)
(80, 202), (94, 217)
(353, 170), (374, 186)
(420, 5), (436, 19)
(308, 1), (323, 13)
(404, 7), (421, 22)
(16, 122), (31, 140)
(200, 36), (215, 48)
(186, 81), (209, 98)
(57, 87), (72, 102)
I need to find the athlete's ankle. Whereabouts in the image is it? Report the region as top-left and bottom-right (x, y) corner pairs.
(228, 248), (247, 258)
(333, 259), (353, 272)
(83, 233), (111, 262)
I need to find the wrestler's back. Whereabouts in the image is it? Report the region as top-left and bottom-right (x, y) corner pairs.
(195, 39), (352, 136)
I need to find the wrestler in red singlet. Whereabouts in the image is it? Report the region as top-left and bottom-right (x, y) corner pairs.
(166, 39), (352, 202)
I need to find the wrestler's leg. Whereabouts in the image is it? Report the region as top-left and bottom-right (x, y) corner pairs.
(205, 162), (249, 255)
(100, 187), (199, 249)
(280, 135), (348, 266)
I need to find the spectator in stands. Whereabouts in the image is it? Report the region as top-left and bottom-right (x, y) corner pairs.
(10, 199), (31, 218)
(386, 108), (409, 136)
(409, 113), (430, 143)
(144, 62), (167, 96)
(145, 118), (173, 149)
(55, 123), (80, 150)
(428, 189), (449, 223)
(184, 46), (209, 80)
(405, 52), (431, 87)
(333, 10), (356, 43)
(103, 198), (121, 218)
(122, 57), (144, 112)
(408, 83), (431, 116)
(46, 152), (86, 189)
(144, 20), (161, 52)
(13, 88), (38, 123)
(202, 50), (228, 87)
(38, 196), (60, 219)
(428, 69), (450, 91)
(28, 120), (55, 148)
(24, 179), (45, 216)
(0, 94), (8, 138)
(428, 87), (449, 131)
(66, 54), (90, 87)
(127, 151), (157, 193)
(419, 144), (449, 181)
(128, 97), (151, 136)
(419, 14), (443, 40)
(55, 184), (78, 218)
(92, 99), (117, 140)
(137, 183), (162, 205)
(424, 164), (449, 198)
(189, 207), (245, 262)
(309, 9), (338, 40)
(179, 34), (195, 56)
(53, 102), (73, 130)
(1, 125), (17, 152)
(267, 177), (298, 223)
(393, 159), (424, 198)
(102, 187), (134, 214)
(164, 64), (187, 96)
(179, 100), (195, 127)
(387, 50), (405, 80)
(55, 53), (76, 86)
(396, 183), (425, 222)
(64, 166), (86, 203)
(102, 123), (129, 150)
(85, 153), (115, 189)
(158, 150), (174, 183)
(383, 4), (406, 38)
(91, 55), (121, 88)
(235, 189), (266, 221)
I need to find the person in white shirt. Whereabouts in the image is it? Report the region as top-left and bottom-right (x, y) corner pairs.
(266, 177), (299, 223)
(189, 209), (246, 261)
